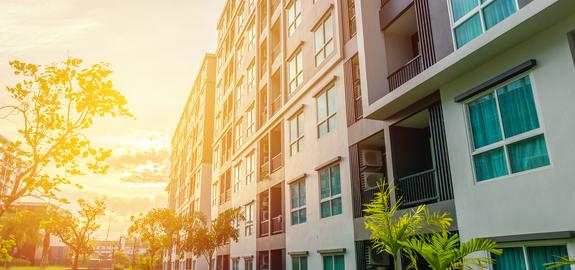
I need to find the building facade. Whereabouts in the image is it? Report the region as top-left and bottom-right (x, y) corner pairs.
(167, 54), (217, 270)
(168, 0), (575, 269)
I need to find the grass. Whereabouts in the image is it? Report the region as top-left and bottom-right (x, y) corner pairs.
(9, 267), (67, 270)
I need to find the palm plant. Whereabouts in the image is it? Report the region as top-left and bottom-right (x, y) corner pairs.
(400, 232), (501, 270)
(363, 185), (452, 270)
(545, 257), (575, 269)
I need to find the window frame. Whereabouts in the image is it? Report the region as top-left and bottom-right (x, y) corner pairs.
(316, 85), (337, 138)
(246, 104), (256, 136)
(290, 179), (306, 225)
(245, 151), (255, 185)
(287, 0), (302, 37)
(288, 49), (304, 94)
(289, 110), (305, 156)
(233, 161), (242, 192)
(492, 241), (571, 269)
(247, 61), (256, 94)
(244, 202), (255, 236)
(318, 163), (342, 218)
(234, 118), (244, 150)
(291, 255), (308, 270)
(464, 73), (551, 183)
(314, 12), (334, 67)
(447, 0), (519, 49)
(321, 254), (345, 270)
(247, 21), (256, 51)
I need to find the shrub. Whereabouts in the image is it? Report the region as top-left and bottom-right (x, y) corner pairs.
(10, 258), (31, 267)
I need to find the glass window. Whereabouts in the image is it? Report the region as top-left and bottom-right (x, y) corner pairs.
(234, 119), (243, 150)
(290, 111), (305, 156)
(288, 50), (304, 94)
(245, 258), (254, 270)
(247, 62), (255, 93)
(319, 164), (342, 218)
(244, 202), (254, 236)
(322, 255), (344, 270)
(247, 22), (256, 51)
(290, 179), (306, 225)
(246, 105), (255, 137)
(292, 256), (308, 270)
(233, 162), (242, 192)
(287, 0), (302, 36)
(467, 75), (549, 181)
(245, 151), (255, 185)
(314, 13), (334, 66)
(450, 0), (517, 48)
(316, 86), (337, 138)
(492, 245), (569, 270)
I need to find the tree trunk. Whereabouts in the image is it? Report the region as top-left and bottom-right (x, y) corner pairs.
(131, 239), (137, 270)
(167, 248), (172, 270)
(72, 251), (80, 270)
(40, 230), (50, 269)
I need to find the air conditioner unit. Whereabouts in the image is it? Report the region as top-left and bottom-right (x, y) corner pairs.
(362, 172), (384, 191)
(367, 246), (390, 266)
(361, 149), (383, 167)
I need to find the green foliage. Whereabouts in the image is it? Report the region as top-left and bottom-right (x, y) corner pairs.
(128, 209), (176, 270)
(9, 258), (31, 267)
(401, 232), (501, 270)
(363, 185), (452, 269)
(545, 257), (575, 269)
(0, 208), (47, 257)
(0, 237), (16, 263)
(0, 57), (132, 215)
(43, 198), (106, 270)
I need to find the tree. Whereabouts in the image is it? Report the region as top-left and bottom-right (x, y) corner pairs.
(43, 198), (106, 270)
(363, 185), (452, 270)
(0, 58), (132, 216)
(0, 207), (48, 260)
(400, 232), (501, 270)
(545, 257), (575, 269)
(129, 209), (175, 270)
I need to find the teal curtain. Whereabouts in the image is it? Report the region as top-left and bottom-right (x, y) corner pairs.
(331, 165), (341, 196)
(451, 0), (479, 21)
(300, 257), (308, 270)
(483, 0), (517, 29)
(334, 255), (345, 270)
(292, 257), (300, 270)
(323, 256), (334, 270)
(473, 147), (508, 181)
(331, 197), (342, 216)
(492, 247), (527, 270)
(320, 169), (330, 199)
(508, 135), (550, 173)
(321, 202), (331, 218)
(527, 246), (569, 270)
(496, 76), (539, 138)
(291, 211), (299, 225)
(299, 181), (306, 206)
(299, 208), (306, 223)
(468, 93), (503, 149)
(455, 13), (483, 48)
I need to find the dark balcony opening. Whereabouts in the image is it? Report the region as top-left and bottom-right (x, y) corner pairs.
(270, 249), (284, 270)
(259, 191), (270, 237)
(260, 39), (268, 80)
(355, 131), (387, 215)
(270, 184), (283, 234)
(355, 240), (393, 269)
(270, 71), (282, 115)
(259, 136), (270, 179)
(271, 22), (281, 62)
(259, 87), (268, 126)
(390, 102), (454, 209)
(219, 169), (231, 205)
(270, 124), (283, 172)
(384, 5), (422, 91)
(259, 0), (267, 33)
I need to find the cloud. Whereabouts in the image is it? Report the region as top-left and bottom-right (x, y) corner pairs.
(106, 138), (170, 184)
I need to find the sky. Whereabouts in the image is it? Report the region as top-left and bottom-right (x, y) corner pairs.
(0, 0), (224, 239)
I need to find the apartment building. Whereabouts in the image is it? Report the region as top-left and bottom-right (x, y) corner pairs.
(167, 54), (217, 270)
(352, 0), (575, 269)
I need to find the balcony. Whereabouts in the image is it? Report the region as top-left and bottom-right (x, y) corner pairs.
(260, 161), (270, 179)
(388, 55), (422, 91)
(260, 219), (270, 236)
(395, 169), (437, 208)
(271, 215), (283, 234)
(270, 153), (283, 172)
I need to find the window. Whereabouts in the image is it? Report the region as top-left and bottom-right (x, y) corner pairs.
(466, 75), (549, 182)
(288, 50), (304, 94)
(234, 120), (243, 149)
(211, 183), (218, 206)
(347, 0), (356, 38)
(291, 256), (308, 270)
(244, 202), (255, 236)
(237, 41), (244, 69)
(492, 245), (569, 270)
(322, 254), (344, 270)
(245, 257), (254, 270)
(316, 86), (337, 138)
(236, 79), (244, 105)
(289, 111), (304, 155)
(247, 62), (256, 93)
(319, 164), (342, 218)
(233, 162), (242, 192)
(449, 0), (518, 48)
(245, 151), (255, 184)
(247, 22), (256, 51)
(246, 105), (256, 136)
(351, 55), (362, 120)
(314, 13), (334, 66)
(290, 180), (306, 225)
(232, 258), (239, 270)
(287, 0), (302, 36)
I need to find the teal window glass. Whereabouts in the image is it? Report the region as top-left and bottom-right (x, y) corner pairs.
(291, 180), (306, 225)
(319, 164), (342, 218)
(468, 75), (548, 181)
(492, 247), (527, 270)
(496, 76), (539, 138)
(473, 147), (508, 181)
(454, 13), (483, 48)
(483, 0), (517, 29)
(292, 256), (308, 270)
(323, 255), (344, 270)
(527, 246), (569, 270)
(468, 93), (502, 149)
(451, 0), (479, 21)
(508, 135), (550, 173)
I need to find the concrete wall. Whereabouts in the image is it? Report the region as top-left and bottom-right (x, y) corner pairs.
(428, 0), (454, 61)
(441, 13), (575, 242)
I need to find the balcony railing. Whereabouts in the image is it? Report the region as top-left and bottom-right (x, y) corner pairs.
(395, 169), (437, 208)
(260, 219), (269, 236)
(271, 215), (283, 234)
(270, 153), (283, 172)
(387, 55), (422, 91)
(271, 96), (281, 115)
(260, 161), (270, 179)
(271, 42), (281, 61)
